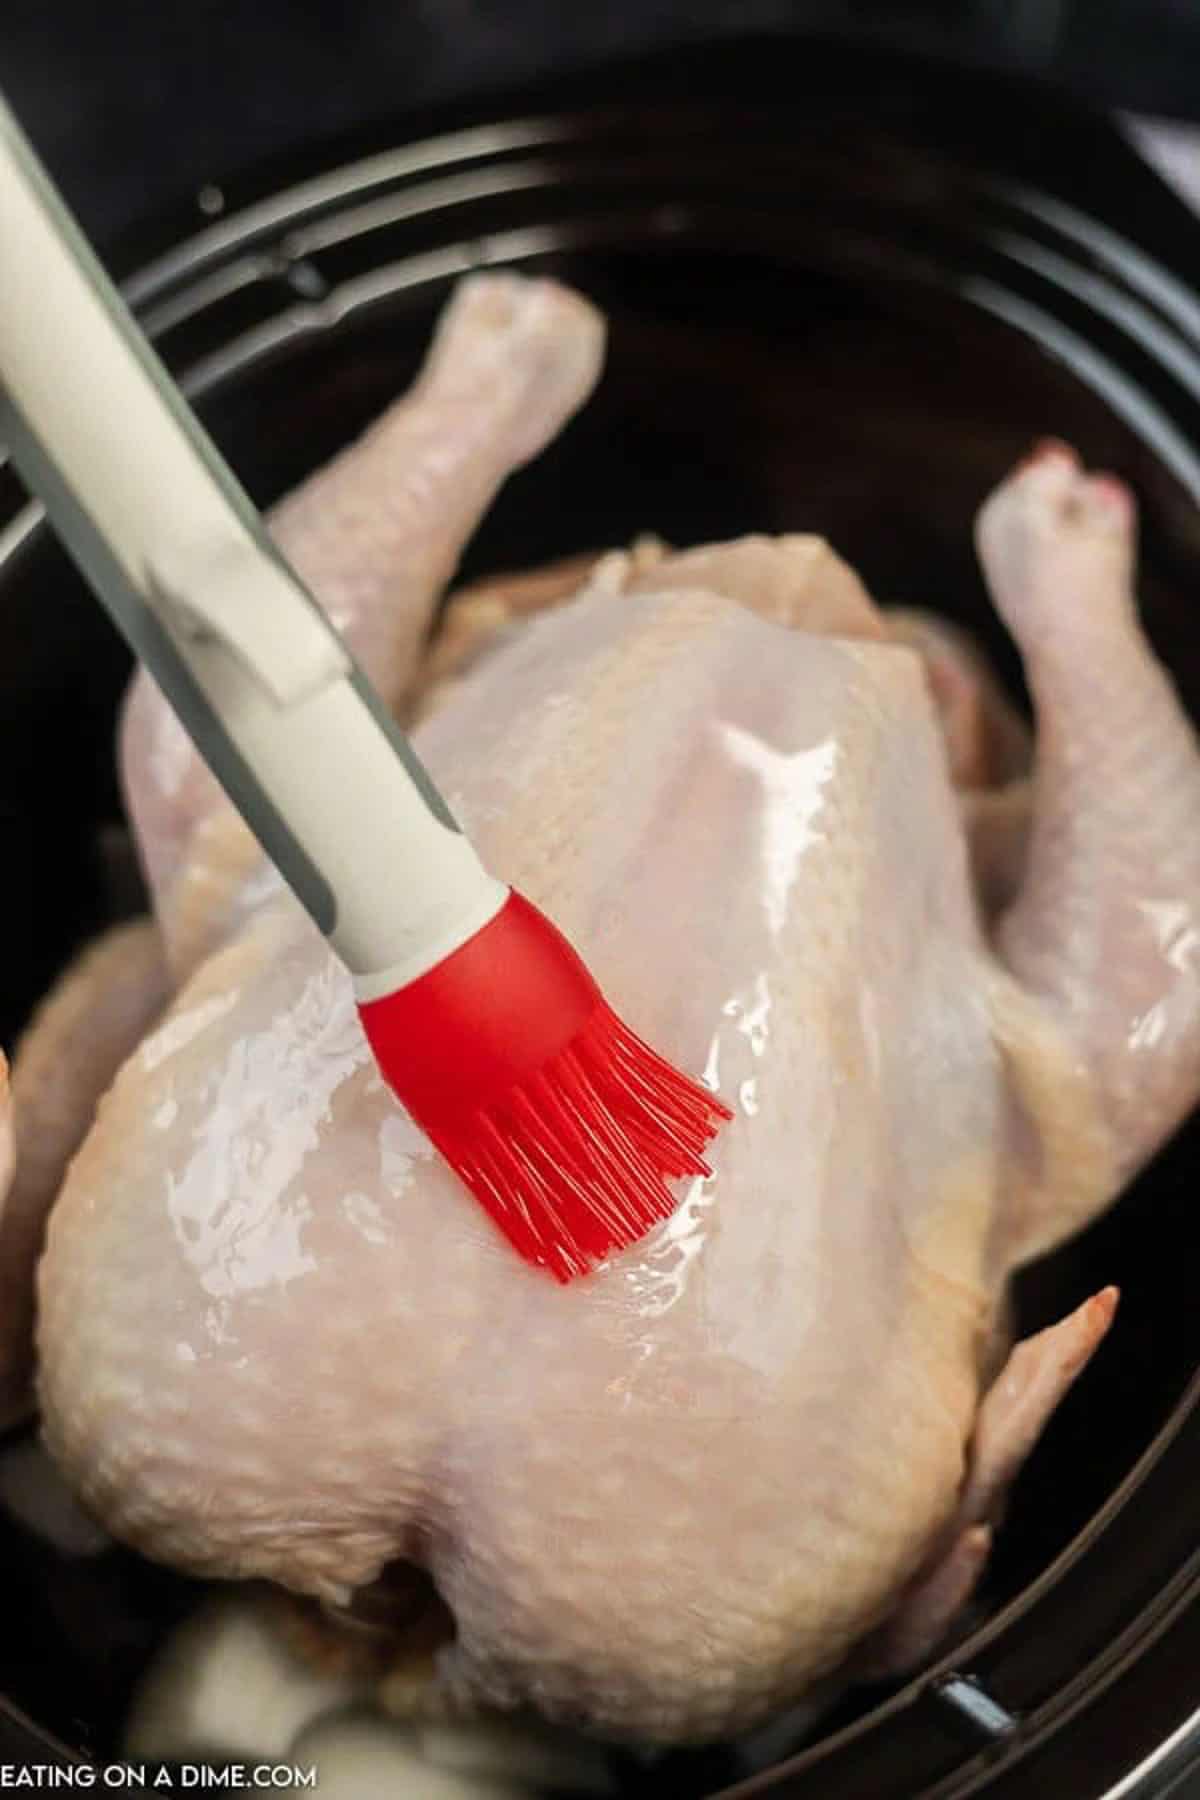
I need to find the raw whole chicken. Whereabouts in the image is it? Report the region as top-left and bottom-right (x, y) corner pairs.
(2, 273), (1199, 1748)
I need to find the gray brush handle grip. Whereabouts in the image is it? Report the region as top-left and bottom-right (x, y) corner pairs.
(0, 93), (507, 990)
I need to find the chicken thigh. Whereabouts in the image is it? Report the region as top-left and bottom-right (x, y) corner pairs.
(6, 275), (1200, 1746)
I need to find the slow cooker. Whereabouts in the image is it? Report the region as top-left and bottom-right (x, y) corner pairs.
(1, 39), (1198, 1798)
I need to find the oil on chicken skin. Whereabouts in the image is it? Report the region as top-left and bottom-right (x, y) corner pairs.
(2, 273), (1198, 1746)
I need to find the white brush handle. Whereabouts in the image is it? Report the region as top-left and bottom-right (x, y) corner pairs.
(0, 93), (506, 989)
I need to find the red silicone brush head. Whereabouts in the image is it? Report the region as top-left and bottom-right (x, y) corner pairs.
(356, 891), (732, 1281)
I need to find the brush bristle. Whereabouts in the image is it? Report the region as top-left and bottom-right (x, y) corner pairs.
(357, 889), (733, 1281)
(422, 1001), (731, 1281)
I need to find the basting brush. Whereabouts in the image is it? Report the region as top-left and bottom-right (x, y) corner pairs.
(0, 95), (730, 1280)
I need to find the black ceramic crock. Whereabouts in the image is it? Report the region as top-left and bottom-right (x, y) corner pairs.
(1, 37), (1198, 1800)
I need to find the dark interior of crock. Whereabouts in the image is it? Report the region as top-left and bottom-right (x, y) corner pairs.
(1, 62), (1199, 1794)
